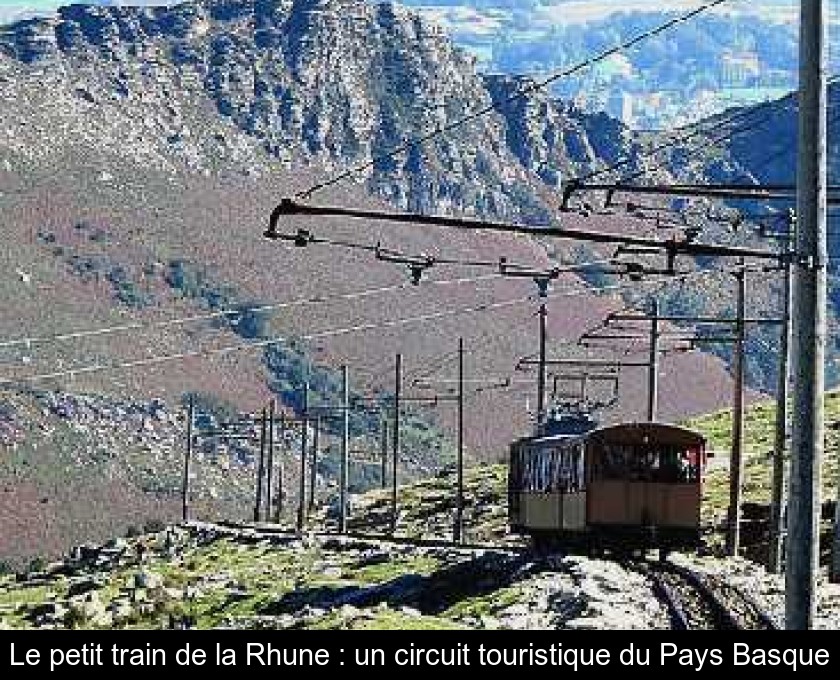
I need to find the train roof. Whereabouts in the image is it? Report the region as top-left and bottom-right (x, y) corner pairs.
(586, 422), (706, 447)
(512, 421), (706, 449)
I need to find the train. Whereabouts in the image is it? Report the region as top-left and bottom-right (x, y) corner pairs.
(508, 414), (708, 557)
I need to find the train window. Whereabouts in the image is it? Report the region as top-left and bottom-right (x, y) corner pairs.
(511, 441), (585, 493)
(591, 443), (701, 483)
(595, 444), (632, 480)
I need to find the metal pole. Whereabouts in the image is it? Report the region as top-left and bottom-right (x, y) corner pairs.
(788, 0), (828, 626)
(391, 354), (402, 534)
(769, 232), (793, 573)
(537, 302), (547, 430)
(274, 413), (285, 523)
(647, 297), (660, 422)
(254, 407), (267, 523)
(182, 396), (194, 523)
(454, 337), (465, 544)
(309, 417), (319, 515)
(380, 414), (389, 490)
(297, 382), (309, 533)
(266, 399), (275, 523)
(727, 266), (747, 556)
(340, 365), (350, 533)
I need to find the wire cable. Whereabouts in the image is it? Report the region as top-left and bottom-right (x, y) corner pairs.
(0, 273), (503, 352)
(0, 268), (720, 388)
(293, 0), (734, 200)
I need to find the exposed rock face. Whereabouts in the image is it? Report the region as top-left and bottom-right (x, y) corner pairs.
(485, 74), (635, 190)
(0, 0), (636, 222)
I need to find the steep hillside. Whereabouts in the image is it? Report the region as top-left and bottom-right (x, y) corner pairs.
(0, 0), (753, 562)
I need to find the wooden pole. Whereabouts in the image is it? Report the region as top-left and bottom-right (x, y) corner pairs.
(254, 407), (267, 523)
(380, 414), (388, 490)
(274, 413), (285, 523)
(647, 297), (660, 422)
(266, 399), (275, 523)
(726, 266), (747, 556)
(769, 231), (793, 573)
(788, 0), (828, 627)
(454, 337), (465, 543)
(297, 382), (309, 533)
(182, 396), (194, 523)
(339, 365), (350, 533)
(391, 354), (402, 534)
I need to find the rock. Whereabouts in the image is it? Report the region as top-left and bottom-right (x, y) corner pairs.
(134, 570), (163, 590)
(68, 592), (109, 626)
(30, 601), (68, 626)
(67, 577), (103, 598)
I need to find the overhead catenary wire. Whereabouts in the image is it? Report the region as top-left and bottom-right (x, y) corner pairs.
(0, 267), (721, 388)
(268, 226), (620, 276)
(292, 0), (734, 200)
(0, 272), (504, 353)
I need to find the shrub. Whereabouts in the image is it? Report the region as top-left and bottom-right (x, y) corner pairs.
(27, 556), (47, 574)
(143, 519), (167, 534)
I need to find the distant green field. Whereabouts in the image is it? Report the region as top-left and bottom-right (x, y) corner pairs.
(686, 392), (840, 521)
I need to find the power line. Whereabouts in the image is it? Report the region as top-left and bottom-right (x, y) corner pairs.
(0, 267), (720, 388)
(571, 79), (839, 205)
(0, 273), (502, 353)
(293, 0), (733, 200)
(0, 295), (526, 387)
(268, 227), (622, 281)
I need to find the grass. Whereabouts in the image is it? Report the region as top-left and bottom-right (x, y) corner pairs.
(686, 391), (840, 520)
(443, 584), (523, 621)
(353, 555), (440, 584)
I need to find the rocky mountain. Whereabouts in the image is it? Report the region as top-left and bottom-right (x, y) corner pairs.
(0, 0), (642, 222)
(0, 0), (768, 562)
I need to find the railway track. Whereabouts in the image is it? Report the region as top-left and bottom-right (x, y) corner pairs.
(632, 560), (778, 631)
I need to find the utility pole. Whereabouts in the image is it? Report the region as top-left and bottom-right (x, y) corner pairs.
(309, 417), (319, 515)
(727, 266), (747, 556)
(769, 224), (793, 574)
(274, 412), (285, 523)
(537, 301), (548, 431)
(339, 365), (350, 534)
(254, 407), (267, 523)
(297, 382), (309, 533)
(266, 399), (275, 523)
(391, 353), (402, 534)
(380, 415), (389, 489)
(789, 0), (828, 627)
(454, 337), (465, 544)
(647, 297), (660, 422)
(182, 395), (194, 523)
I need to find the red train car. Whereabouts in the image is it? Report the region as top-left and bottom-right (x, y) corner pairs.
(509, 422), (708, 555)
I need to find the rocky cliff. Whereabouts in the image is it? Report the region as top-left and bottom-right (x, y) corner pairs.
(0, 0), (643, 223)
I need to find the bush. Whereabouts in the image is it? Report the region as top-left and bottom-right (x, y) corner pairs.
(143, 519), (167, 534)
(231, 303), (271, 339)
(181, 391), (239, 424)
(166, 259), (235, 310)
(27, 556), (47, 574)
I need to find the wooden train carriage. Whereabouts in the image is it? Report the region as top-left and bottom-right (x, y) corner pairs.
(508, 422), (707, 551)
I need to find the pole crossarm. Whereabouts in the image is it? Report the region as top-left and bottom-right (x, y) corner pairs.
(268, 199), (782, 262)
(607, 313), (783, 325)
(562, 181), (840, 207)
